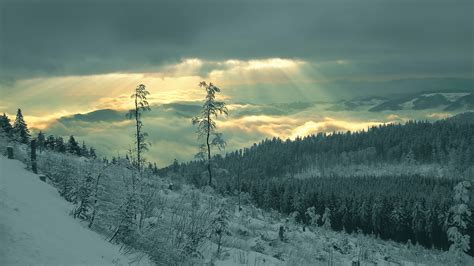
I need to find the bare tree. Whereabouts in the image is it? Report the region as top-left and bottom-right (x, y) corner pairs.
(192, 81), (228, 187)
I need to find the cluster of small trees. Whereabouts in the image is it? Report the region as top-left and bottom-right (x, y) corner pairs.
(39, 133), (97, 158)
(1, 109), (31, 143)
(106, 82), (230, 261)
(0, 109), (97, 159)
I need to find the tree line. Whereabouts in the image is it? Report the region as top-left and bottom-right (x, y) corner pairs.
(0, 109), (97, 158)
(173, 117), (474, 184)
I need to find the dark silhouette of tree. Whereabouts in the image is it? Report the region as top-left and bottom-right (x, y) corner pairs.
(37, 131), (45, 153)
(89, 147), (97, 159)
(0, 113), (13, 136)
(67, 135), (80, 155)
(13, 108), (30, 143)
(192, 81), (228, 187)
(55, 136), (66, 153)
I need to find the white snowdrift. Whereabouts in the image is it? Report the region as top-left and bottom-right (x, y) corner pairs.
(0, 155), (141, 266)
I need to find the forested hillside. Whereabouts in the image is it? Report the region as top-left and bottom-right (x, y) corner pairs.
(172, 113), (474, 182)
(166, 113), (474, 256)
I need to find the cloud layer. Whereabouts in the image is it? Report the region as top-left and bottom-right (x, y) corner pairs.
(1, 0), (473, 83)
(37, 99), (463, 166)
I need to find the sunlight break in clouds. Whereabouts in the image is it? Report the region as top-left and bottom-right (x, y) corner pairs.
(2, 57), (311, 129)
(290, 118), (382, 139)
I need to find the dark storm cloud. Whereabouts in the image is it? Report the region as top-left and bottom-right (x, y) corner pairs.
(1, 0), (473, 82)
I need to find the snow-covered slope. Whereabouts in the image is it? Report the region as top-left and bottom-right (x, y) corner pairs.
(0, 155), (141, 266)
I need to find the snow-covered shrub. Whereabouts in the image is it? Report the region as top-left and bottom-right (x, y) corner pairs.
(211, 204), (230, 255)
(70, 170), (94, 219)
(251, 239), (265, 253)
(306, 206), (320, 227)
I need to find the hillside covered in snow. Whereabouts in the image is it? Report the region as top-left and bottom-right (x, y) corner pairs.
(1, 132), (473, 265)
(0, 155), (150, 265)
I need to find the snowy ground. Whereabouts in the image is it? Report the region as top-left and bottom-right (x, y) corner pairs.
(0, 155), (149, 266)
(0, 140), (471, 265)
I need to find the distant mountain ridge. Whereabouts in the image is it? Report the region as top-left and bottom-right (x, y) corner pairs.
(368, 92), (473, 112)
(446, 111), (474, 124)
(60, 109), (125, 123)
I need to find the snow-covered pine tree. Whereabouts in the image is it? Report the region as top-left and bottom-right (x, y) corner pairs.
(45, 135), (55, 150)
(192, 81), (228, 187)
(292, 192), (304, 221)
(81, 141), (89, 157)
(112, 188), (138, 245)
(306, 206), (320, 227)
(447, 181), (472, 258)
(0, 113), (13, 136)
(13, 108), (30, 143)
(71, 171), (94, 219)
(322, 207), (332, 230)
(212, 206), (230, 255)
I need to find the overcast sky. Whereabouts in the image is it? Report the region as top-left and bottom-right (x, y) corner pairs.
(1, 0), (473, 82)
(0, 0), (473, 165)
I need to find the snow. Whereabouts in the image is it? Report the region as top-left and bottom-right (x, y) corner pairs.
(0, 155), (146, 266)
(422, 92), (471, 102)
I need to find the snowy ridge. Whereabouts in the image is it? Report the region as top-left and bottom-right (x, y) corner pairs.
(0, 155), (148, 266)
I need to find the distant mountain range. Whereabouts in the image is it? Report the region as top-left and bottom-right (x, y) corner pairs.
(445, 111), (474, 124)
(55, 91), (474, 127)
(367, 92), (473, 112)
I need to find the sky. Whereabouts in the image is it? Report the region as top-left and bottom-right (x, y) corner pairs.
(0, 0), (473, 165)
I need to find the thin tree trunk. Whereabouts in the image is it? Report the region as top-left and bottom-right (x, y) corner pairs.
(109, 226), (120, 242)
(89, 172), (103, 228)
(135, 93), (140, 172)
(238, 160), (241, 212)
(207, 111), (212, 186)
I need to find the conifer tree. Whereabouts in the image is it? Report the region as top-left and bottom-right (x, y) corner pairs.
(111, 189), (137, 245)
(322, 207), (332, 230)
(67, 135), (80, 155)
(0, 113), (13, 136)
(306, 206), (320, 226)
(81, 141), (89, 157)
(55, 136), (66, 153)
(153, 162), (159, 175)
(447, 181), (471, 257)
(127, 84), (151, 172)
(71, 171), (94, 219)
(13, 108), (30, 143)
(212, 206), (229, 255)
(192, 81), (228, 187)
(45, 135), (56, 150)
(37, 131), (45, 153)
(89, 147), (97, 159)
(172, 159), (179, 173)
